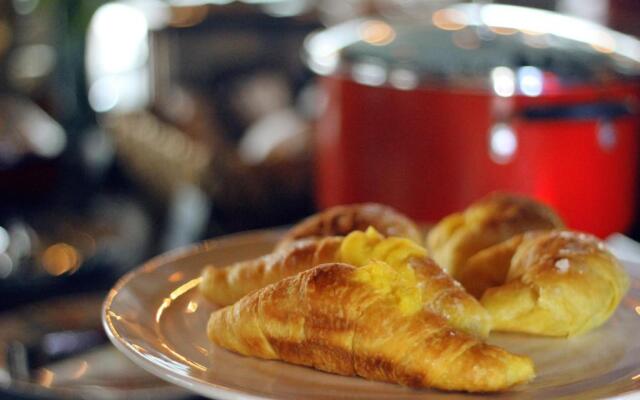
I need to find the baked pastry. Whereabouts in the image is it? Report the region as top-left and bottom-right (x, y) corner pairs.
(426, 193), (564, 282)
(339, 228), (492, 337)
(200, 237), (342, 306)
(201, 228), (492, 337)
(276, 203), (422, 249)
(466, 230), (629, 336)
(208, 261), (534, 392)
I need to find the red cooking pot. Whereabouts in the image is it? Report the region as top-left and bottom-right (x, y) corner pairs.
(305, 3), (640, 237)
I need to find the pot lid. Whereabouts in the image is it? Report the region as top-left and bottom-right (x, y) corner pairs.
(304, 3), (640, 94)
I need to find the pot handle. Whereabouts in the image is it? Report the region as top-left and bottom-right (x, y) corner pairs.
(520, 101), (632, 121)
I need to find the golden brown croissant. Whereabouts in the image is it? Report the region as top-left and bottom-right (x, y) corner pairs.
(427, 193), (564, 281)
(276, 203), (422, 249)
(464, 230), (629, 336)
(208, 262), (534, 392)
(200, 237), (342, 306)
(201, 228), (492, 337)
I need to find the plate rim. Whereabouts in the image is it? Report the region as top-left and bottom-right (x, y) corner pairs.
(103, 229), (640, 400)
(103, 228), (285, 400)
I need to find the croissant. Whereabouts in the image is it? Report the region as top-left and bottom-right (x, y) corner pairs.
(464, 230), (629, 336)
(427, 193), (564, 281)
(200, 237), (342, 306)
(208, 262), (534, 392)
(276, 203), (422, 249)
(201, 228), (492, 337)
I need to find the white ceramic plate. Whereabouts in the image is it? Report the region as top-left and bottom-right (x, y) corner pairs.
(103, 230), (640, 400)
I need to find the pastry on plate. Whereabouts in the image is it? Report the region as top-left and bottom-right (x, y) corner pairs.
(276, 203), (422, 249)
(426, 193), (564, 283)
(466, 230), (629, 336)
(201, 236), (342, 306)
(208, 261), (534, 392)
(201, 227), (492, 337)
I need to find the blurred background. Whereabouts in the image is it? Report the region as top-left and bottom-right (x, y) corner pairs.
(0, 0), (639, 398)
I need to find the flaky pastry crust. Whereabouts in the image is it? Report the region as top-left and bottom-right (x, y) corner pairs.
(208, 263), (534, 392)
(427, 193), (564, 281)
(201, 233), (491, 337)
(276, 203), (422, 249)
(466, 230), (629, 336)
